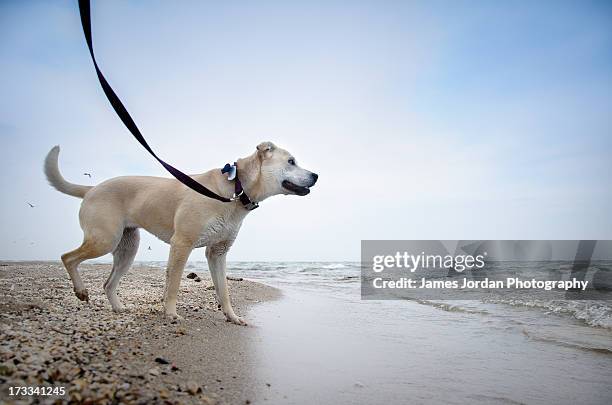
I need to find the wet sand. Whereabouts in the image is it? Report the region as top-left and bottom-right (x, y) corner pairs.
(0, 261), (279, 404)
(248, 288), (612, 405)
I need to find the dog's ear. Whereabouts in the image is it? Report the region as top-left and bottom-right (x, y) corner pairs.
(256, 141), (276, 159)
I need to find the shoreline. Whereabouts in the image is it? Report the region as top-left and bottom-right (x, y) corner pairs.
(0, 261), (280, 404)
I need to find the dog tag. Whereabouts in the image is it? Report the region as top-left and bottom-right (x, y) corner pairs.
(227, 165), (237, 180)
(222, 163), (237, 181)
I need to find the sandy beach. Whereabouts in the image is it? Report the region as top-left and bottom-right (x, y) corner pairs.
(2, 260), (612, 404)
(0, 262), (279, 404)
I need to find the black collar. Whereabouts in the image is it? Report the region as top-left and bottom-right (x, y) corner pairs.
(233, 177), (259, 210)
(222, 163), (259, 211)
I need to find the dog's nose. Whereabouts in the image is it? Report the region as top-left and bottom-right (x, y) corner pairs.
(311, 173), (318, 184)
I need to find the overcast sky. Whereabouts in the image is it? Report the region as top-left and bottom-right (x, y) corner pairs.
(1, 0), (611, 262)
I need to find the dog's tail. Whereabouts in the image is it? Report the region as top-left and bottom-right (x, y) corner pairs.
(44, 146), (92, 199)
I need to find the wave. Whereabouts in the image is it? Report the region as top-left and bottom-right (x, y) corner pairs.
(321, 263), (349, 269)
(521, 328), (612, 355)
(335, 276), (359, 282)
(483, 298), (612, 330)
(403, 298), (491, 315)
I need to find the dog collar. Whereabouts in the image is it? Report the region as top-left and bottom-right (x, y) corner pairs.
(222, 163), (259, 211)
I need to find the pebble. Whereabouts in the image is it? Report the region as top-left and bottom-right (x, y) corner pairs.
(186, 380), (201, 395)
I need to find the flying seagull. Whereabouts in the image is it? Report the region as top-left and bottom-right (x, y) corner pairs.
(27, 202), (35, 208)
(83, 173), (92, 178)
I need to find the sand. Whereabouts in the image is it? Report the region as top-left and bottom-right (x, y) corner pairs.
(0, 261), (280, 404)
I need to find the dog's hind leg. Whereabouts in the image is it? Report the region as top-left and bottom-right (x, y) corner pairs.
(104, 228), (140, 312)
(61, 235), (117, 302)
(61, 209), (123, 302)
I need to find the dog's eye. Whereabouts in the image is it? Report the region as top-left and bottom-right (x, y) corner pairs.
(288, 158), (296, 165)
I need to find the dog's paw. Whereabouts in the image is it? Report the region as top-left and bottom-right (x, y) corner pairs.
(226, 315), (247, 326)
(165, 312), (184, 321)
(74, 289), (89, 303)
(112, 305), (127, 313)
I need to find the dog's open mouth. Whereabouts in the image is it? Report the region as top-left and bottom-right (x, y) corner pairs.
(282, 180), (311, 196)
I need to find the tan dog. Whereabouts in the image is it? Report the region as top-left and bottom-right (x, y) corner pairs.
(44, 142), (317, 325)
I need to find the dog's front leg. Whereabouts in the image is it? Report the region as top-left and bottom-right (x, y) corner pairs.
(163, 237), (193, 319)
(206, 243), (246, 326)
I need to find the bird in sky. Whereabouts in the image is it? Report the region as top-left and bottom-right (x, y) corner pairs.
(83, 173), (92, 178)
(27, 202), (35, 208)
(148, 246), (152, 251)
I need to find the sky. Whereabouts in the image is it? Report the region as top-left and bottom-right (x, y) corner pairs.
(0, 0), (611, 262)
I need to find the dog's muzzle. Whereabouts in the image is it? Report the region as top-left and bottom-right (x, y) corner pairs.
(282, 173), (318, 196)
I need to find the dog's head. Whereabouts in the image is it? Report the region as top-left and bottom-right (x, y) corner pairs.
(239, 141), (318, 200)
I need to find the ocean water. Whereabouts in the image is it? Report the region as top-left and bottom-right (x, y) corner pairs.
(145, 261), (612, 353)
(144, 261), (612, 404)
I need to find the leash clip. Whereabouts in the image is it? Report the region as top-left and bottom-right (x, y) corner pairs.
(230, 190), (244, 202)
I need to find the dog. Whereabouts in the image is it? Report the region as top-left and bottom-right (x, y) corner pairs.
(44, 141), (317, 325)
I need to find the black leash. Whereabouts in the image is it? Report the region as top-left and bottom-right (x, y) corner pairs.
(77, 0), (231, 203)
